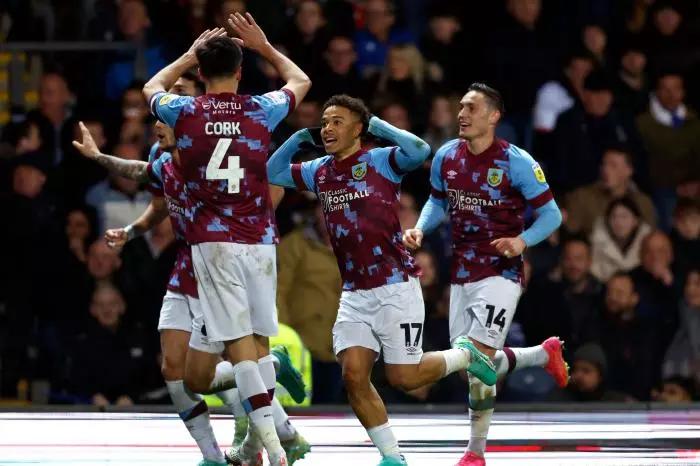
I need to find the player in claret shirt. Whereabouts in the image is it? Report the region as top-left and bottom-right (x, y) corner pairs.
(268, 94), (497, 466)
(143, 14), (310, 466)
(403, 83), (566, 466)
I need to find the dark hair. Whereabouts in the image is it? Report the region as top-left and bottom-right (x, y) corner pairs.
(467, 82), (505, 114)
(674, 196), (700, 217)
(606, 196), (642, 221)
(584, 70), (614, 91)
(603, 145), (634, 168)
(654, 71), (684, 90)
(562, 233), (591, 251)
(322, 94), (371, 134)
(607, 271), (636, 289)
(660, 376), (696, 401)
(196, 36), (243, 79)
(179, 70), (205, 95)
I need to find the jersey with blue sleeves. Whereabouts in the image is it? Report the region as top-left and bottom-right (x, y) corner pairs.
(290, 148), (419, 291)
(149, 89), (295, 245)
(431, 138), (553, 285)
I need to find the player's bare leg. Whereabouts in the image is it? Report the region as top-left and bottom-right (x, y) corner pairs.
(338, 347), (406, 465)
(163, 330), (225, 465)
(384, 342), (497, 392)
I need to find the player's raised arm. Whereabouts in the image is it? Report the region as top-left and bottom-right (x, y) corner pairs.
(142, 28), (227, 105)
(228, 12), (311, 106)
(72, 121), (149, 183)
(367, 116), (431, 172)
(267, 128), (325, 191)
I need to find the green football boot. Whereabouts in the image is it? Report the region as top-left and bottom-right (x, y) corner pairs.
(281, 431), (311, 464)
(271, 345), (307, 403)
(453, 336), (497, 386)
(377, 455), (408, 466)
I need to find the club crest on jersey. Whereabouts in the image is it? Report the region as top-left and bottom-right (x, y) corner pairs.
(352, 162), (367, 180)
(487, 168), (504, 187)
(533, 163), (547, 183)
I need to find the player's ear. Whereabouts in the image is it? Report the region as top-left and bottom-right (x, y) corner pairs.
(488, 109), (501, 126)
(235, 67), (242, 82)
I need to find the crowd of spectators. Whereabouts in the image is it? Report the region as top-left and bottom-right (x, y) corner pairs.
(0, 0), (699, 406)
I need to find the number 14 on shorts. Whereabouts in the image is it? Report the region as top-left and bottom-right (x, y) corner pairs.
(485, 305), (507, 332)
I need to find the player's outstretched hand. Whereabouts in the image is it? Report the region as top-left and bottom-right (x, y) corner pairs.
(72, 121), (100, 159)
(228, 12), (269, 51)
(185, 28), (228, 63)
(491, 236), (526, 258)
(105, 228), (128, 250)
(403, 228), (424, 250)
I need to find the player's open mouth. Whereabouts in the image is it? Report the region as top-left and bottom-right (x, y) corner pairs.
(324, 137), (337, 144)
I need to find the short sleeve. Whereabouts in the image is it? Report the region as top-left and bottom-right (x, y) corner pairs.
(291, 156), (329, 192)
(507, 144), (553, 208)
(146, 143), (167, 196)
(251, 89), (295, 132)
(149, 92), (195, 127)
(369, 147), (403, 183)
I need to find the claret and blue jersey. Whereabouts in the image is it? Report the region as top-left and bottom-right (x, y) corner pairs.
(268, 118), (431, 291)
(146, 142), (198, 299)
(149, 88), (295, 245)
(418, 138), (561, 285)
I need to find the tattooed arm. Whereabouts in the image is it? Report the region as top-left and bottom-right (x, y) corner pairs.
(72, 121), (149, 183)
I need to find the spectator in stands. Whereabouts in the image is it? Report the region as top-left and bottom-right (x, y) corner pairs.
(282, 0), (330, 78)
(354, 0), (414, 78)
(565, 147), (656, 236)
(25, 72), (77, 167)
(104, 0), (168, 100)
(117, 83), (150, 148)
(0, 120), (42, 162)
(398, 191), (418, 231)
(532, 49), (594, 133)
(312, 36), (363, 102)
(636, 72), (700, 231)
(520, 237), (603, 354)
(486, 0), (556, 147)
(68, 282), (156, 406)
(62, 118), (109, 204)
(590, 197), (653, 282)
(85, 143), (150, 232)
(549, 342), (631, 402)
(641, 0), (700, 77)
(652, 376), (697, 403)
(64, 206), (98, 266)
(377, 101), (411, 131)
(614, 41), (650, 117)
(370, 44), (428, 125)
(547, 71), (644, 194)
(118, 218), (176, 331)
(630, 231), (678, 378)
(662, 269), (700, 386)
(422, 95), (458, 152)
(276, 203), (343, 404)
(420, 5), (467, 92)
(581, 23), (609, 70)
(670, 198), (700, 280)
(599, 273), (655, 401)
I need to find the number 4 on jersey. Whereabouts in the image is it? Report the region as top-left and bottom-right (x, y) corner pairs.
(206, 138), (245, 193)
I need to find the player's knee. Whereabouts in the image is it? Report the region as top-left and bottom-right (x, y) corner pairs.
(183, 370), (209, 394)
(342, 365), (369, 393)
(161, 353), (185, 381)
(386, 370), (415, 392)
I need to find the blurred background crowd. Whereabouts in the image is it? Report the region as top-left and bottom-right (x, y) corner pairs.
(0, 0), (699, 408)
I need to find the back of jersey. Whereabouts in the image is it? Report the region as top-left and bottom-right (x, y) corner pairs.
(151, 89), (294, 245)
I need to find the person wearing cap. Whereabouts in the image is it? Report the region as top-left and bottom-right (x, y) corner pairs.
(548, 342), (632, 402)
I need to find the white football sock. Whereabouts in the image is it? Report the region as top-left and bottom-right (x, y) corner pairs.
(466, 373), (496, 457)
(272, 397), (297, 441)
(442, 348), (471, 376)
(367, 422), (402, 460)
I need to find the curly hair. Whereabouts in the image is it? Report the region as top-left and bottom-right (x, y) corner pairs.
(322, 94), (371, 134)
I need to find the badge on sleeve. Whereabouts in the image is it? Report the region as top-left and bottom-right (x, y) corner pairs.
(487, 168), (503, 187)
(532, 163), (547, 183)
(159, 94), (176, 106)
(352, 162), (367, 180)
